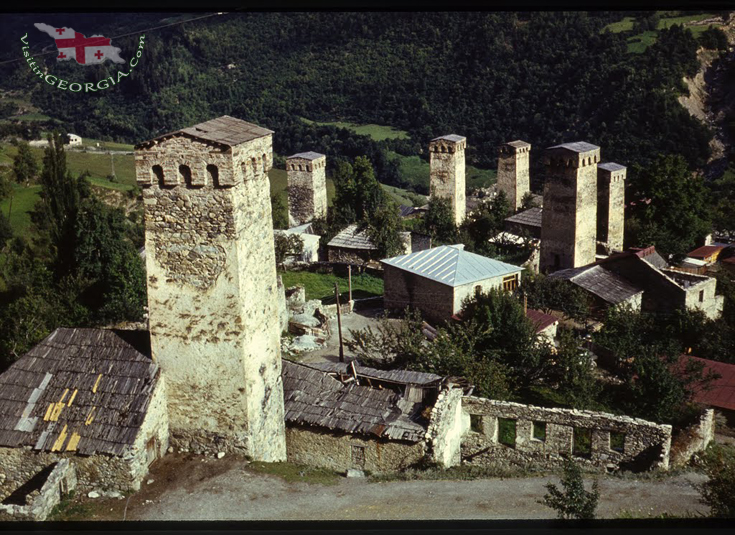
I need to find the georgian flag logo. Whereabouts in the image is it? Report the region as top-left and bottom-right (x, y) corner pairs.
(34, 23), (125, 65)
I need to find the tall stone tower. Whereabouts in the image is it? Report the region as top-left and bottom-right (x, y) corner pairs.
(287, 151), (327, 227)
(540, 142), (600, 273)
(497, 140), (531, 212)
(597, 162), (626, 253)
(134, 116), (286, 461)
(429, 135), (466, 226)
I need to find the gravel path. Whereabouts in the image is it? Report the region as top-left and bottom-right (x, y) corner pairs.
(118, 454), (709, 521)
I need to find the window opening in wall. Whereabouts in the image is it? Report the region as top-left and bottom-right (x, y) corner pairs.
(502, 274), (518, 292)
(699, 290), (704, 303)
(532, 421), (546, 442)
(146, 437), (158, 466)
(179, 164), (193, 187)
(470, 414), (484, 434)
(553, 254), (560, 269)
(573, 427), (592, 458)
(474, 285), (482, 296)
(610, 431), (625, 453)
(152, 165), (164, 187)
(207, 164), (219, 187)
(498, 418), (516, 448)
(351, 445), (366, 469)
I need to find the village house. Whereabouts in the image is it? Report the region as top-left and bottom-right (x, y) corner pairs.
(685, 244), (727, 266)
(274, 222), (321, 265)
(281, 360), (464, 473)
(382, 244), (523, 324)
(0, 328), (170, 512)
(525, 308), (559, 344)
(327, 224), (412, 267)
(550, 246), (724, 320)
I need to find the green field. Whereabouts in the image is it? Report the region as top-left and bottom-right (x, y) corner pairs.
(80, 138), (135, 151)
(603, 17), (636, 33)
(299, 117), (409, 141)
(610, 12), (722, 53)
(382, 184), (426, 207)
(388, 151), (496, 194)
(0, 184), (41, 238)
(279, 269), (384, 303)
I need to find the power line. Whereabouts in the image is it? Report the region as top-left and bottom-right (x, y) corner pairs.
(1, 12), (228, 66)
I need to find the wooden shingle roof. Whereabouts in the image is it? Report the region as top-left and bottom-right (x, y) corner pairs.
(282, 360), (427, 443)
(0, 328), (159, 456)
(136, 115), (273, 149)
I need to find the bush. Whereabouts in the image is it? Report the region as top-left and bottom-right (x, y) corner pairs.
(540, 458), (599, 520)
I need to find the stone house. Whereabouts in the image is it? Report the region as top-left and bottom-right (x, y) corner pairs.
(685, 244), (727, 266)
(382, 244), (523, 324)
(525, 308), (559, 344)
(327, 224), (411, 267)
(551, 246), (724, 320)
(0, 328), (169, 504)
(504, 207), (543, 240)
(281, 360), (464, 473)
(66, 133), (82, 146)
(274, 222), (321, 265)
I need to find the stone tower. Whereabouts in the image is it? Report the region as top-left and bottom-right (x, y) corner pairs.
(497, 140), (531, 212)
(540, 142), (600, 273)
(287, 151), (327, 227)
(429, 135), (466, 226)
(134, 116), (286, 461)
(597, 162), (626, 253)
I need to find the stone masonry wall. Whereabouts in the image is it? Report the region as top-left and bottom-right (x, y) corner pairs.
(0, 459), (76, 521)
(670, 409), (715, 467)
(287, 155), (327, 226)
(461, 397), (672, 472)
(597, 166), (626, 252)
(497, 143), (531, 211)
(383, 264), (455, 324)
(540, 147), (599, 272)
(136, 130), (286, 462)
(285, 425), (425, 474)
(430, 138), (466, 225)
(424, 388), (464, 468)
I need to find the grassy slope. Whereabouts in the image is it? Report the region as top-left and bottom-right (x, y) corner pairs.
(608, 12), (721, 54)
(389, 151), (496, 193)
(300, 117), (409, 141)
(0, 184), (41, 239)
(279, 270), (384, 303)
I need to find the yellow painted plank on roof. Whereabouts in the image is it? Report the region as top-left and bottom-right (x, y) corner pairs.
(85, 406), (96, 425)
(49, 401), (65, 422)
(92, 374), (102, 394)
(51, 424), (68, 452)
(59, 388), (69, 403)
(43, 403), (54, 421)
(67, 389), (78, 407)
(66, 432), (82, 451)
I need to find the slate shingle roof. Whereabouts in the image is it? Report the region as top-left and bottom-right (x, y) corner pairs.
(505, 207), (543, 228)
(0, 328), (158, 456)
(382, 245), (522, 287)
(282, 360), (427, 442)
(287, 151), (325, 161)
(307, 361), (442, 387)
(432, 134), (466, 143)
(598, 162), (626, 172)
(137, 115), (273, 148)
(547, 141), (600, 153)
(327, 224), (377, 251)
(551, 265), (642, 304)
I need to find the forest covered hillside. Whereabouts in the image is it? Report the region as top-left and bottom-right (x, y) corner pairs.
(0, 11), (729, 193)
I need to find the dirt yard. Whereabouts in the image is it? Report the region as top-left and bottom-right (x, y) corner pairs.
(61, 453), (710, 521)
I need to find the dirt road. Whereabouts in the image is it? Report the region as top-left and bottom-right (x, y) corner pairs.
(94, 454), (710, 521)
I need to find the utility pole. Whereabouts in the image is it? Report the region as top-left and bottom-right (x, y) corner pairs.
(334, 282), (345, 363)
(348, 264), (353, 303)
(110, 151), (115, 180)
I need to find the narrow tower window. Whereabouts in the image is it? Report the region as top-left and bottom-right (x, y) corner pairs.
(152, 165), (164, 187)
(207, 164), (219, 187)
(179, 164), (193, 187)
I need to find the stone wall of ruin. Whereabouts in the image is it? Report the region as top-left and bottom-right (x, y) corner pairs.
(670, 409), (715, 467)
(461, 397), (672, 472)
(424, 388), (464, 468)
(285, 425), (425, 474)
